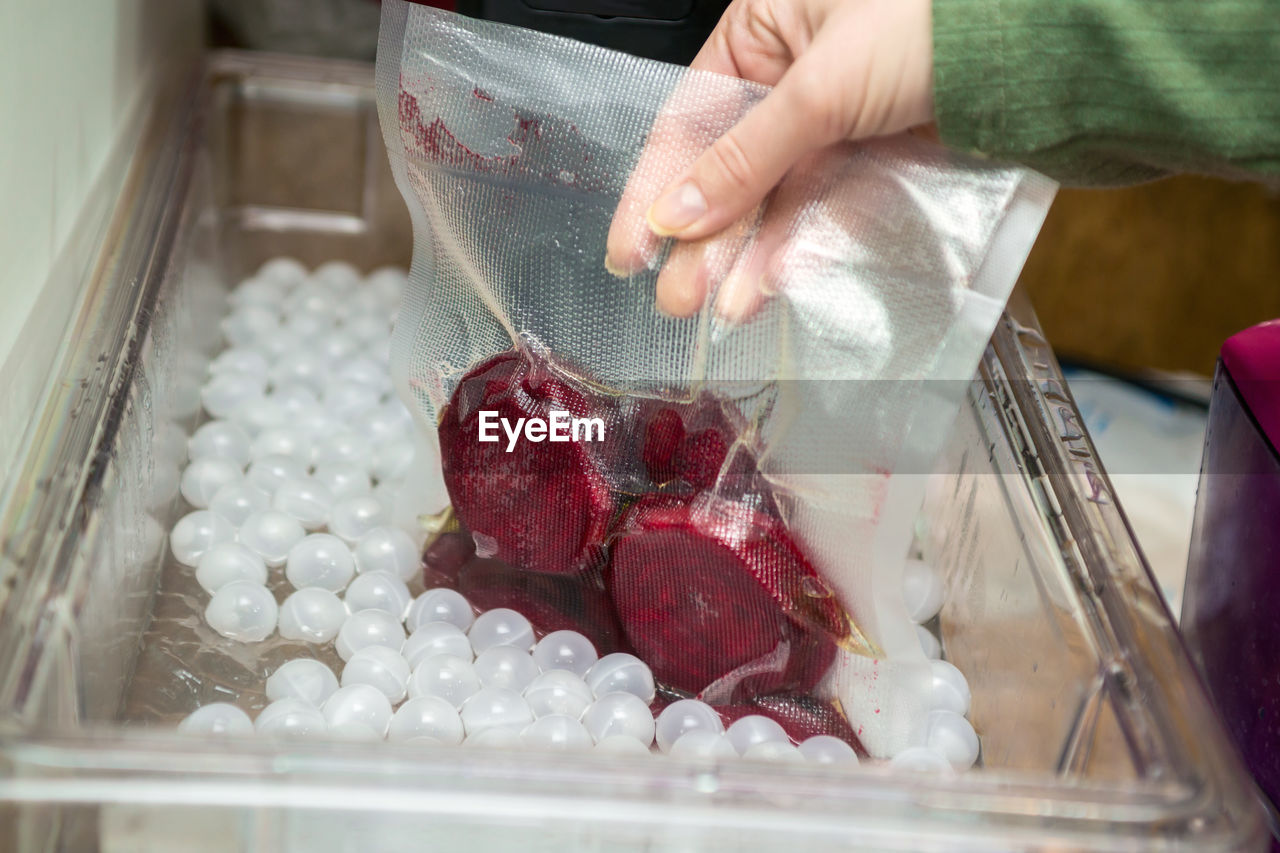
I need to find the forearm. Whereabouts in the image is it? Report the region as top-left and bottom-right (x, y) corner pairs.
(932, 0), (1280, 185)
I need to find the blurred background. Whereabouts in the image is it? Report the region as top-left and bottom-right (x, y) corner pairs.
(3, 0), (1278, 610)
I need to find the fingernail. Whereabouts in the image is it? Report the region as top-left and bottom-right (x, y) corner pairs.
(646, 181), (707, 236)
(715, 272), (759, 323)
(604, 254), (629, 278)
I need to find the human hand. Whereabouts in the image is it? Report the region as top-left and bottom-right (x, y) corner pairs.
(605, 0), (934, 319)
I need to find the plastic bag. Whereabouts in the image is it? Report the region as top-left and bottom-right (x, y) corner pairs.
(376, 0), (1055, 756)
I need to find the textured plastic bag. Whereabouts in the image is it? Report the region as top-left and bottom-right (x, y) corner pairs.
(376, 0), (1055, 756)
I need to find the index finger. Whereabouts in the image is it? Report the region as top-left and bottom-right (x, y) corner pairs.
(603, 20), (761, 278)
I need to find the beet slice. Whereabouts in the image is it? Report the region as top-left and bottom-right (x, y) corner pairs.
(458, 556), (630, 654)
(640, 399), (732, 491)
(608, 493), (848, 697)
(439, 350), (615, 575)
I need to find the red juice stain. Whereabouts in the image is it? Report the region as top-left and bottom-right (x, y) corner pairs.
(473, 87), (494, 102)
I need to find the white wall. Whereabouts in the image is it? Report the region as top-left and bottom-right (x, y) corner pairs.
(0, 0), (203, 379)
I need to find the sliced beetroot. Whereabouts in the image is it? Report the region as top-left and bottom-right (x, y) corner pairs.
(458, 556), (630, 654)
(640, 398), (732, 491)
(439, 350), (615, 575)
(608, 493), (847, 697)
(421, 530), (476, 588)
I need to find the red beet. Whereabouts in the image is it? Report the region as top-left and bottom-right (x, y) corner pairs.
(608, 493), (847, 698)
(458, 557), (630, 654)
(439, 350), (615, 575)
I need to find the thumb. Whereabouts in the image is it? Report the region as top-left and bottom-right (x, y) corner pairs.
(644, 53), (847, 242)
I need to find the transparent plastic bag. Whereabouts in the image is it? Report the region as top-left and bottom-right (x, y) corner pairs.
(376, 0), (1055, 756)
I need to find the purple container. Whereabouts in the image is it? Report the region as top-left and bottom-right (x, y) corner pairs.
(1183, 319), (1280, 838)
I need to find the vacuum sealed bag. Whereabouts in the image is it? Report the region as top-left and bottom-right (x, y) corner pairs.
(376, 0), (1055, 756)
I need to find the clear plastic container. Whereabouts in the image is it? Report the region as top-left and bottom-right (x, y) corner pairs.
(0, 52), (1264, 852)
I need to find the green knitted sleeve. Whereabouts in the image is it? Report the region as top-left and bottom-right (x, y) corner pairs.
(932, 0), (1280, 186)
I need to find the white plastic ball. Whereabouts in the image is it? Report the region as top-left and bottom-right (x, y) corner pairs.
(277, 588), (349, 643)
(655, 700), (723, 753)
(342, 645), (411, 704)
(388, 696), (464, 745)
(313, 260), (361, 291)
(314, 427), (373, 468)
(336, 355), (391, 389)
(595, 735), (652, 756)
(408, 654), (482, 708)
(195, 542), (268, 593)
(532, 630), (598, 677)
(269, 383), (321, 417)
(366, 340), (391, 364)
(335, 609), (405, 661)
(370, 439), (414, 482)
(402, 622), (474, 668)
(581, 692), (656, 746)
(889, 747), (954, 773)
(270, 350), (331, 393)
(584, 653), (655, 702)
(468, 608), (534, 653)
(204, 580), (278, 642)
(257, 257), (308, 287)
(473, 646), (540, 692)
(294, 409), (345, 440)
(365, 266), (407, 302)
(285, 533), (356, 591)
(180, 457), (243, 509)
(917, 624), (942, 660)
(322, 384), (381, 423)
(460, 687), (533, 737)
(346, 313), (388, 345)
(742, 741), (805, 764)
(344, 571), (412, 619)
(250, 428), (313, 465)
(521, 715), (593, 751)
(209, 347), (270, 376)
(246, 454), (308, 495)
(285, 311), (335, 340)
(929, 660), (972, 715)
(188, 420), (252, 466)
(208, 482), (271, 527)
(903, 558), (945, 623)
(328, 495), (389, 544)
(265, 659), (340, 706)
(221, 305), (279, 348)
(312, 462), (371, 499)
(286, 280), (338, 314)
(725, 715), (790, 756)
(524, 670), (594, 720)
(316, 333), (361, 364)
(201, 372), (266, 419)
(328, 721), (383, 741)
(273, 477), (335, 530)
(798, 735), (860, 765)
(178, 702), (254, 736)
(321, 684), (393, 735)
(464, 726), (523, 748)
(353, 527), (419, 581)
(669, 730), (738, 760)
(406, 588), (474, 633)
(238, 510), (305, 567)
(229, 277), (287, 309)
(229, 396), (288, 437)
(171, 509), (236, 566)
(922, 710), (980, 770)
(254, 698), (326, 737)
